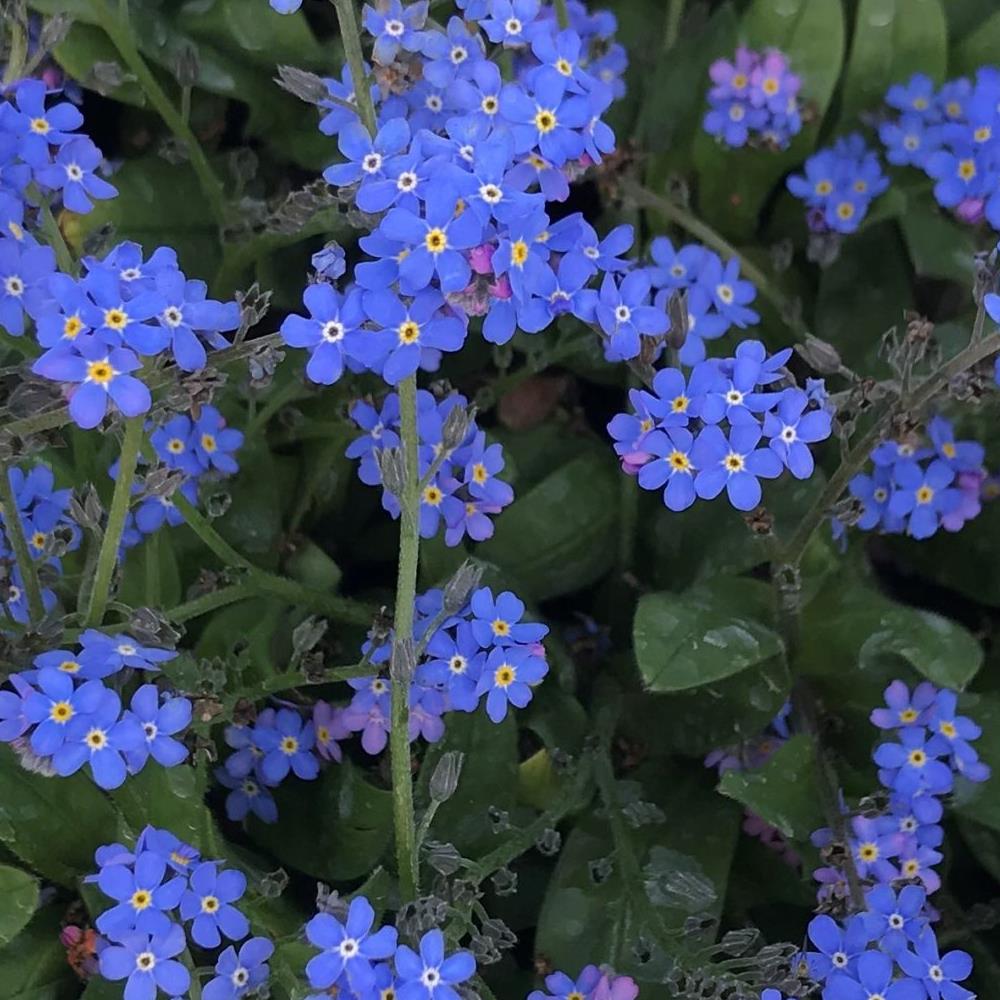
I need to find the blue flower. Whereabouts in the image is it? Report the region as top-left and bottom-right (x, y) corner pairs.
(476, 645), (548, 722)
(305, 896), (398, 996)
(363, 0), (428, 65)
(636, 428), (697, 511)
(254, 707), (319, 783)
(95, 851), (186, 936)
(216, 767), (279, 824)
(324, 118), (411, 192)
(193, 406), (244, 474)
(873, 727), (953, 797)
(926, 689), (989, 779)
(23, 669), (105, 756)
(394, 928), (476, 1000)
(927, 416), (984, 472)
(270, 0), (303, 11)
(150, 415), (200, 474)
(79, 264), (168, 354)
(420, 16), (485, 88)
(280, 284), (367, 385)
(589, 270), (667, 361)
(10, 79), (83, 166)
(380, 186), (483, 293)
(469, 587), (547, 647)
(879, 114), (937, 168)
(312, 242), (346, 279)
(98, 924), (190, 999)
(0, 238), (55, 336)
(154, 269), (240, 372)
(925, 144), (989, 208)
(804, 913), (870, 981)
(361, 288), (466, 385)
(849, 814), (901, 882)
(463, 432), (514, 506)
(691, 424), (783, 511)
(419, 622), (485, 712)
(137, 825), (200, 874)
(500, 69), (590, 165)
(481, 0), (539, 46)
(35, 136), (117, 213)
(52, 686), (144, 789)
(123, 685), (191, 773)
(32, 340), (151, 429)
(887, 73), (938, 116)
(528, 966), (602, 1000)
(690, 256), (759, 328)
(33, 273), (93, 349)
(78, 629), (176, 676)
(897, 930), (973, 1000)
(763, 389), (831, 479)
(887, 458), (961, 539)
(826, 950), (924, 1000)
(870, 680), (938, 730)
(180, 861), (249, 948)
(204, 937), (275, 1000)
(863, 884), (927, 952)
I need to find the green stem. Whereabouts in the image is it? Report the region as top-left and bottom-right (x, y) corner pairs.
(554, 0), (569, 29)
(0, 461), (44, 624)
(389, 374), (421, 902)
(172, 493), (377, 626)
(144, 529), (161, 608)
(623, 179), (806, 337)
(94, 0), (227, 227)
(330, 0), (378, 135)
(663, 0), (684, 50)
(85, 416), (143, 626)
(39, 201), (76, 276)
(166, 581), (258, 623)
(2, 3), (28, 86)
(779, 323), (1000, 569)
(224, 660), (374, 708)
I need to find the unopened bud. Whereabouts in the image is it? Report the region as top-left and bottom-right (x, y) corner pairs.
(275, 64), (331, 105)
(443, 559), (483, 614)
(376, 446), (406, 495)
(796, 334), (843, 375)
(666, 290), (688, 351)
(441, 403), (475, 452)
(430, 751), (464, 803)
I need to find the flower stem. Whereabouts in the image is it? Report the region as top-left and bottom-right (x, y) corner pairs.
(93, 0), (227, 228)
(554, 0), (569, 29)
(0, 461), (44, 624)
(623, 179), (807, 337)
(166, 581), (258, 623)
(85, 416), (143, 627)
(663, 0), (685, 50)
(39, 200), (76, 276)
(171, 492), (377, 626)
(1, 4), (28, 86)
(389, 373), (421, 902)
(330, 0), (378, 135)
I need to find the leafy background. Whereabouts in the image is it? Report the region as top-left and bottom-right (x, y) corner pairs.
(5, 0), (1000, 996)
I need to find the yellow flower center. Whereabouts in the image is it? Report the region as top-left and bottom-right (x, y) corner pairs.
(858, 842), (878, 861)
(86, 728), (107, 749)
(472, 463), (488, 484)
(555, 58), (572, 77)
(317, 726), (331, 744)
(491, 618), (510, 636)
(716, 283), (734, 304)
(913, 97), (928, 110)
(511, 240), (529, 266)
(30, 117), (50, 134)
(762, 77), (779, 96)
(423, 485), (443, 506)
(915, 485), (934, 505)
(534, 109), (557, 133)
(59, 659), (80, 673)
(941, 442), (956, 458)
(908, 749), (927, 767)
(494, 664), (515, 687)
(131, 890), (152, 911)
(836, 202), (855, 221)
(731, 73), (747, 90)
(723, 452), (745, 472)
(958, 159), (977, 180)
(50, 701), (74, 723)
(167, 438), (185, 454)
(424, 228), (448, 254)
(87, 361), (114, 385)
(280, 736), (299, 755)
(668, 450), (691, 472)
(104, 308), (128, 330)
(398, 320), (420, 344)
(815, 179), (833, 196)
(939, 721), (957, 739)
(31, 531), (47, 549)
(201, 895), (220, 913)
(7, 221), (23, 240)
(63, 315), (83, 338)
(899, 708), (918, 723)
(201, 433), (217, 453)
(975, 125), (992, 143)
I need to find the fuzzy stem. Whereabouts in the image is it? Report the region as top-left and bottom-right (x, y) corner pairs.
(389, 374), (422, 902)
(38, 201), (76, 276)
(663, 0), (685, 50)
(94, 0), (227, 227)
(2, 3), (28, 86)
(0, 462), (44, 623)
(171, 493), (376, 626)
(330, 0), (378, 135)
(85, 416), (143, 626)
(166, 581), (258, 623)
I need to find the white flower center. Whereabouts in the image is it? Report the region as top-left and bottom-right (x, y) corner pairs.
(65, 163), (84, 181)
(339, 938), (360, 958)
(479, 183), (503, 204)
(4, 275), (23, 297)
(397, 171), (417, 191)
(385, 18), (405, 36)
(362, 152), (383, 174)
(505, 17), (523, 34)
(120, 267), (141, 281)
(426, 95), (443, 112)
(322, 320), (345, 343)
(162, 306), (183, 327)
(614, 305), (631, 323)
(780, 426), (796, 443)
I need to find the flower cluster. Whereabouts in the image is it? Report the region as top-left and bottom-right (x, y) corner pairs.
(0, 630), (185, 789)
(844, 415), (987, 540)
(216, 583), (547, 823)
(786, 133), (888, 235)
(30, 241), (241, 428)
(277, 0), (635, 382)
(878, 69), (1000, 229)
(0, 79), (116, 216)
(529, 965), (639, 1000)
(703, 46), (802, 149)
(119, 405), (244, 550)
(89, 827), (273, 1000)
(810, 680), (989, 907)
(304, 897), (475, 1000)
(647, 237), (759, 364)
(607, 341), (832, 512)
(0, 462), (81, 623)
(349, 389), (513, 545)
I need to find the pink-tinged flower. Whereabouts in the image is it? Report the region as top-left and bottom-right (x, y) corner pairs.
(955, 197), (985, 224)
(469, 243), (497, 275)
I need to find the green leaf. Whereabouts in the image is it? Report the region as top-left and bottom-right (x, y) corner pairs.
(900, 193), (978, 283)
(801, 570), (983, 693)
(535, 766), (740, 977)
(477, 451), (619, 600)
(0, 748), (119, 886)
(633, 579), (784, 692)
(0, 865), (39, 947)
(717, 734), (824, 840)
(53, 23), (147, 106)
(0, 905), (79, 1000)
(839, 0), (947, 125)
(692, 0), (846, 241)
(176, 0), (328, 70)
(951, 10), (1000, 77)
(118, 533), (183, 610)
(249, 761), (393, 882)
(419, 712), (519, 856)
